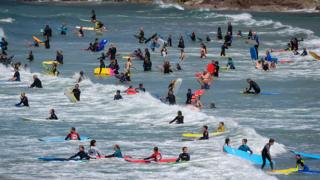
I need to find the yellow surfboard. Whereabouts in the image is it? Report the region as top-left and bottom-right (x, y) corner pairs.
(182, 131), (223, 138)
(94, 68), (113, 76)
(32, 35), (45, 46)
(309, 51), (320, 61)
(42, 60), (59, 65)
(64, 88), (78, 103)
(269, 167), (298, 175)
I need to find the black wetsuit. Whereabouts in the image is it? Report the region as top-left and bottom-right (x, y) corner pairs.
(214, 64), (219, 77)
(170, 115), (184, 124)
(139, 30), (145, 43)
(217, 27), (223, 40)
(191, 33), (196, 41)
(30, 78), (42, 88)
(16, 96), (29, 107)
(45, 38), (50, 49)
(199, 131), (209, 140)
(247, 81), (261, 94)
(167, 36), (172, 47)
(69, 151), (90, 160)
(178, 38), (185, 49)
(166, 94), (176, 105)
(13, 71), (20, 81)
(261, 143), (273, 170)
(72, 88), (81, 101)
(221, 44), (228, 56)
(227, 24), (233, 36)
(136, 87), (146, 92)
(114, 94), (122, 100)
(176, 153), (190, 162)
(56, 54), (63, 64)
(143, 57), (152, 71)
(224, 34), (232, 46)
(108, 47), (117, 60)
(185, 92), (192, 104)
(48, 113), (58, 120)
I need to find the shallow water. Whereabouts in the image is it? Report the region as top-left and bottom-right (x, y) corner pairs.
(0, 1), (320, 179)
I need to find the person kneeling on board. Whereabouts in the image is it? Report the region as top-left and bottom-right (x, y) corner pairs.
(238, 139), (253, 154)
(46, 109), (58, 120)
(15, 92), (29, 107)
(199, 125), (209, 140)
(144, 147), (162, 162)
(243, 79), (260, 94)
(105, 144), (123, 158)
(295, 154), (309, 171)
(169, 111), (184, 124)
(29, 75), (42, 88)
(114, 90), (123, 100)
(72, 84), (81, 101)
(65, 127), (81, 140)
(69, 145), (90, 160)
(176, 147), (190, 162)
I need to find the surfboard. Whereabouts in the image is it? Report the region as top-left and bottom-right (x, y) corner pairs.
(250, 47), (258, 60)
(309, 51), (320, 61)
(64, 88), (78, 103)
(80, 19), (93, 23)
(75, 26), (95, 31)
(96, 39), (108, 52)
(124, 156), (177, 163)
(172, 78), (182, 95)
(298, 170), (320, 174)
(42, 60), (59, 65)
(21, 117), (60, 122)
(223, 145), (273, 165)
(32, 35), (45, 46)
(182, 131), (223, 138)
(38, 157), (88, 162)
(241, 92), (280, 95)
(39, 136), (90, 142)
(270, 168), (298, 175)
(144, 33), (157, 44)
(290, 150), (320, 159)
(94, 68), (114, 76)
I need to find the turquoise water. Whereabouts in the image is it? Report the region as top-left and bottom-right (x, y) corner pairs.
(0, 1), (320, 179)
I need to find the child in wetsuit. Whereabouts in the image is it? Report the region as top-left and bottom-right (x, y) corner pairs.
(69, 145), (90, 160)
(176, 147), (190, 162)
(199, 125), (209, 140)
(296, 154), (309, 171)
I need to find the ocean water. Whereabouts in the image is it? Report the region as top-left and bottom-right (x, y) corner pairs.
(0, 0), (320, 179)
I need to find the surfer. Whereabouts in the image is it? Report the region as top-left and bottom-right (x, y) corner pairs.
(200, 43), (207, 59)
(107, 44), (117, 60)
(223, 138), (231, 152)
(15, 92), (29, 107)
(197, 71), (211, 90)
(224, 32), (232, 47)
(43, 25), (52, 37)
(69, 145), (90, 160)
(51, 63), (59, 76)
(220, 43), (228, 56)
(243, 79), (260, 94)
(94, 20), (104, 30)
(217, 122), (225, 132)
(176, 147), (190, 162)
(206, 35), (211, 42)
(125, 58), (133, 72)
(44, 36), (50, 49)
(251, 32), (260, 57)
(9, 67), (20, 81)
(261, 138), (275, 170)
(226, 57), (235, 69)
(248, 29), (253, 39)
(91, 10), (96, 21)
(109, 59), (120, 74)
(77, 71), (86, 83)
(26, 50), (34, 62)
(185, 89), (192, 104)
(166, 90), (176, 105)
(169, 111), (184, 124)
(214, 61), (220, 77)
(114, 90), (123, 100)
(143, 48), (152, 71)
(227, 21), (233, 36)
(55, 50), (63, 64)
(78, 26), (84, 37)
(29, 75), (42, 88)
(65, 127), (81, 140)
(72, 84), (81, 101)
(199, 125), (209, 140)
(163, 61), (173, 74)
(60, 23), (67, 35)
(167, 34), (172, 47)
(178, 35), (185, 49)
(217, 27), (223, 40)
(0, 37), (8, 54)
(193, 95), (203, 109)
(138, 27), (145, 43)
(238, 139), (253, 154)
(135, 83), (146, 92)
(105, 144), (123, 158)
(295, 154), (309, 171)
(88, 140), (101, 158)
(46, 109), (58, 120)
(190, 32), (196, 41)
(301, 48), (308, 56)
(144, 147), (162, 162)
(99, 59), (105, 74)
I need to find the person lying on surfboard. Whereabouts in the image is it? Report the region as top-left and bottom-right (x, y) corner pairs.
(176, 147), (190, 162)
(243, 79), (260, 94)
(65, 127), (80, 140)
(238, 139), (253, 154)
(69, 145), (90, 160)
(199, 125), (209, 140)
(296, 154), (309, 171)
(46, 109), (58, 120)
(144, 147), (162, 162)
(105, 144), (123, 158)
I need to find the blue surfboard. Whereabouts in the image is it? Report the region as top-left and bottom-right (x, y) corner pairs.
(298, 170), (320, 174)
(291, 150), (320, 159)
(224, 145), (273, 165)
(39, 136), (90, 142)
(96, 39), (108, 52)
(250, 47), (258, 60)
(38, 157), (87, 162)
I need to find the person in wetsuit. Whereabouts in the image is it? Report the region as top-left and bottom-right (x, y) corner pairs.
(105, 144), (123, 158)
(178, 35), (185, 49)
(15, 92), (29, 107)
(65, 127), (81, 140)
(190, 32), (196, 41)
(69, 145), (90, 160)
(143, 48), (152, 71)
(301, 48), (308, 56)
(72, 84), (81, 101)
(167, 34), (172, 47)
(248, 29), (253, 39)
(163, 61), (173, 74)
(166, 90), (176, 105)
(0, 37), (8, 54)
(261, 138), (275, 170)
(217, 27), (223, 40)
(46, 109), (58, 120)
(91, 10), (96, 21)
(56, 50), (63, 64)
(44, 36), (50, 49)
(224, 32), (232, 47)
(169, 111), (184, 124)
(226, 57), (235, 69)
(114, 90), (123, 100)
(214, 61), (220, 77)
(27, 50), (34, 62)
(43, 25), (52, 37)
(88, 140), (101, 158)
(138, 27), (145, 43)
(295, 154), (309, 171)
(136, 83), (146, 92)
(199, 125), (209, 140)
(144, 147), (162, 162)
(227, 21), (233, 36)
(185, 89), (192, 104)
(251, 32), (260, 57)
(238, 139), (253, 154)
(176, 147), (190, 162)
(107, 44), (117, 60)
(9, 67), (20, 81)
(77, 71), (86, 83)
(29, 75), (42, 88)
(78, 26), (84, 37)
(220, 43), (228, 56)
(244, 79), (260, 94)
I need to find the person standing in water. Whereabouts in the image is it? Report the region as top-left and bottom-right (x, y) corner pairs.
(166, 90), (176, 105)
(114, 90), (123, 100)
(77, 71), (86, 83)
(29, 75), (42, 88)
(217, 27), (223, 40)
(46, 109), (58, 120)
(26, 50), (34, 62)
(56, 50), (63, 64)
(261, 138), (275, 170)
(72, 84), (81, 101)
(178, 35), (185, 49)
(169, 111), (184, 124)
(138, 27), (145, 43)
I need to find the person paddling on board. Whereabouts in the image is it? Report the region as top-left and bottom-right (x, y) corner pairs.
(9, 67), (20, 81)
(169, 111), (184, 124)
(223, 138), (231, 152)
(105, 144), (123, 158)
(124, 85), (137, 95)
(243, 79), (260, 94)
(46, 109), (58, 120)
(29, 75), (42, 88)
(72, 84), (81, 101)
(295, 154), (309, 171)
(216, 122), (225, 132)
(69, 145), (90, 160)
(144, 147), (162, 162)
(65, 127), (81, 140)
(261, 138), (274, 170)
(15, 92), (29, 107)
(238, 139), (253, 154)
(176, 147), (190, 162)
(114, 90), (123, 100)
(88, 140), (101, 158)
(199, 125), (209, 140)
